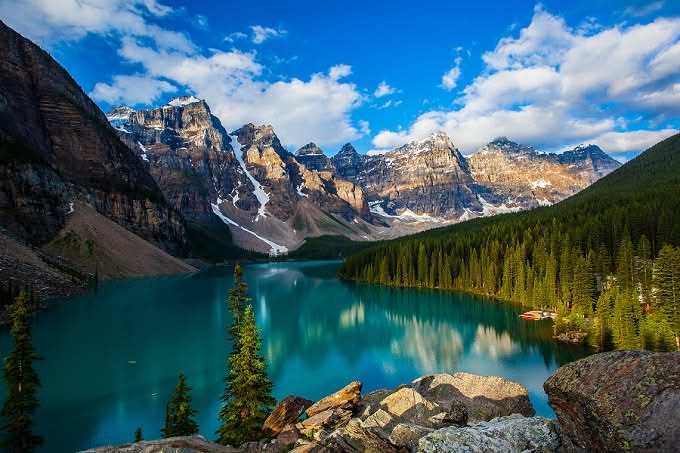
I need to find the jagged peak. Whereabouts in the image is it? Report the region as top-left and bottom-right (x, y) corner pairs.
(106, 105), (135, 121)
(490, 136), (517, 146)
(338, 143), (358, 155)
(394, 131), (456, 155)
(295, 142), (326, 156)
(165, 95), (202, 107)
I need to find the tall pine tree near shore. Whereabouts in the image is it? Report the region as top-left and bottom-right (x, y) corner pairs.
(217, 304), (275, 446)
(161, 373), (199, 438)
(227, 264), (250, 350)
(1, 291), (43, 452)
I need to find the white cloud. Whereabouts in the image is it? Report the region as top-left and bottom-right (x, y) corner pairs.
(377, 100), (393, 110)
(116, 38), (364, 146)
(374, 81), (397, 98)
(328, 64), (352, 80)
(0, 0), (194, 53)
(373, 7), (680, 156)
(90, 74), (176, 105)
(582, 129), (678, 154)
(622, 1), (665, 18)
(441, 57), (462, 90)
(224, 31), (247, 43)
(358, 120), (371, 135)
(251, 25), (287, 44)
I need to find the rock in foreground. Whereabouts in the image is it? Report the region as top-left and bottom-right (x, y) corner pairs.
(418, 414), (560, 453)
(81, 435), (238, 453)
(544, 350), (680, 452)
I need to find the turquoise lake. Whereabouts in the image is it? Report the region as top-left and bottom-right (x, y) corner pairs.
(0, 261), (588, 451)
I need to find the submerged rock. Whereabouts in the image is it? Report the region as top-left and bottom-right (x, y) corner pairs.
(544, 350), (680, 452)
(417, 415), (561, 453)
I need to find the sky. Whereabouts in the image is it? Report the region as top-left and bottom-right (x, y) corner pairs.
(2, 0), (680, 160)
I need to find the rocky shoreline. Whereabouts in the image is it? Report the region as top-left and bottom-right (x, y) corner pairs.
(83, 350), (679, 452)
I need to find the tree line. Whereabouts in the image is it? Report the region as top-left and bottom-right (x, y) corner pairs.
(0, 264), (276, 451)
(340, 134), (680, 352)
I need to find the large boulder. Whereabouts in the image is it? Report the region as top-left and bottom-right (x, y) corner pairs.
(544, 350), (680, 452)
(389, 423), (434, 451)
(417, 415), (561, 453)
(412, 373), (535, 421)
(81, 435), (238, 453)
(305, 381), (362, 417)
(322, 418), (404, 453)
(263, 424), (305, 453)
(379, 387), (442, 423)
(263, 395), (314, 437)
(297, 409), (352, 440)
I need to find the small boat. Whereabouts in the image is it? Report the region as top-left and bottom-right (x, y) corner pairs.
(520, 310), (557, 320)
(127, 360), (137, 364)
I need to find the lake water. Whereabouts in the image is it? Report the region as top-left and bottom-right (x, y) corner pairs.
(0, 261), (587, 451)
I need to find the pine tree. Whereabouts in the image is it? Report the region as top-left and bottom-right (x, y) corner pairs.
(217, 305), (276, 446)
(227, 264), (251, 350)
(161, 372), (199, 438)
(654, 245), (680, 350)
(1, 291), (43, 452)
(134, 426), (143, 442)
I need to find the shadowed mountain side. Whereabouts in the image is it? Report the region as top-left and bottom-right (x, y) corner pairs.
(45, 203), (196, 279)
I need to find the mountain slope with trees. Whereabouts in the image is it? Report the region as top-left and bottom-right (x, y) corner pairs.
(340, 133), (680, 351)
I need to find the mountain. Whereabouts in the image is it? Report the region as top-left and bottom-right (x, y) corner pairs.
(468, 137), (622, 209)
(109, 107), (374, 255)
(109, 97), (621, 254)
(0, 21), (193, 298)
(339, 133), (680, 350)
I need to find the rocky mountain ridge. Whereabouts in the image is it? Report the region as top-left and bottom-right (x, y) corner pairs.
(108, 97), (621, 255)
(0, 21), (191, 297)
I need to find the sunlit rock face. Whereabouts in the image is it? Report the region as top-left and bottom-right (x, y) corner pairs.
(468, 137), (621, 209)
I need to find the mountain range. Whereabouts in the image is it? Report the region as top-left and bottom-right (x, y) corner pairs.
(0, 20), (621, 299)
(107, 98), (620, 255)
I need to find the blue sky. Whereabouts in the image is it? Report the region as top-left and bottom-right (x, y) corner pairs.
(2, 0), (679, 159)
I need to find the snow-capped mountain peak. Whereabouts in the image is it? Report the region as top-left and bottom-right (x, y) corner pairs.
(165, 95), (202, 107)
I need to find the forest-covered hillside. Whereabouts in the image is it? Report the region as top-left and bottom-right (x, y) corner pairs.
(340, 133), (680, 351)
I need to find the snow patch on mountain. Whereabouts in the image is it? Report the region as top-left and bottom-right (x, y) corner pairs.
(166, 95), (201, 107)
(296, 183), (309, 198)
(369, 201), (443, 223)
(212, 199), (287, 255)
(137, 142), (150, 162)
(530, 179), (551, 189)
(233, 143), (270, 221)
(477, 195), (523, 216)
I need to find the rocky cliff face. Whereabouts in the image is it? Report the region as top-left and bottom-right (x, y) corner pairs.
(106, 94), (620, 254)
(0, 21), (186, 256)
(112, 97), (250, 225)
(467, 137), (621, 209)
(332, 134), (620, 224)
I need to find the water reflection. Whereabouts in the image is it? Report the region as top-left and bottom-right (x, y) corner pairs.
(0, 261), (587, 452)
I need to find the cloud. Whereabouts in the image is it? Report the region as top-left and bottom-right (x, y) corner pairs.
(358, 120), (371, 135)
(0, 0), (194, 53)
(90, 74), (177, 105)
(328, 64), (352, 80)
(377, 100), (393, 109)
(622, 1), (665, 18)
(441, 57), (462, 90)
(374, 81), (397, 98)
(373, 6), (680, 155)
(115, 37), (364, 146)
(251, 25), (287, 44)
(224, 31), (247, 43)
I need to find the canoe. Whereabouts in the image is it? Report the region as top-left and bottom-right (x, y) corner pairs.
(520, 310), (556, 320)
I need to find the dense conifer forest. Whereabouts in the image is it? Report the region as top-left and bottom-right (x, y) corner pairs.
(340, 134), (680, 351)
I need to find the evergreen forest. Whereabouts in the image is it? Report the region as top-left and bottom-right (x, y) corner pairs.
(340, 134), (680, 351)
